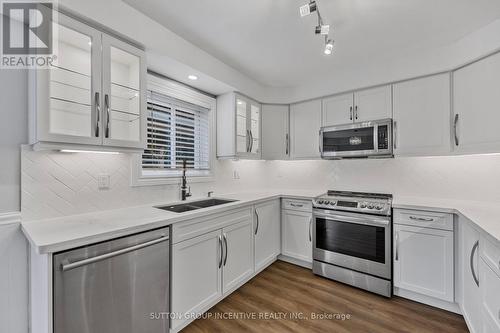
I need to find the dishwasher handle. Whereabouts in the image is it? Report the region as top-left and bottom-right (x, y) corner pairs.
(61, 235), (169, 272)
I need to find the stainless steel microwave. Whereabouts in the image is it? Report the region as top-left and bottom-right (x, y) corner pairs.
(319, 119), (393, 159)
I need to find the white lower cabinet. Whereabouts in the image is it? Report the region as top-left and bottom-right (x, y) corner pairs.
(254, 200), (281, 272)
(171, 230), (223, 332)
(393, 224), (454, 302)
(222, 220), (254, 294)
(480, 258), (500, 333)
(462, 221), (482, 333)
(281, 202), (313, 263)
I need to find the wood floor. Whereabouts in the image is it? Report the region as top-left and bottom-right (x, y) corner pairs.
(183, 261), (468, 333)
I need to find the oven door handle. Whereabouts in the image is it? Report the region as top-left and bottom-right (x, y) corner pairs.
(313, 212), (390, 227)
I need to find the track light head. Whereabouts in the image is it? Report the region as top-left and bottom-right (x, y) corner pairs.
(299, 1), (317, 17)
(324, 39), (334, 55)
(315, 24), (330, 35)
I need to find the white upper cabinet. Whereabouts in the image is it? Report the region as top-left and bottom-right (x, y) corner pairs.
(321, 86), (391, 127)
(393, 74), (451, 156)
(354, 86), (392, 122)
(217, 92), (261, 159)
(29, 13), (146, 151)
(453, 51), (500, 154)
(262, 104), (289, 160)
(322, 93), (353, 127)
(290, 99), (322, 159)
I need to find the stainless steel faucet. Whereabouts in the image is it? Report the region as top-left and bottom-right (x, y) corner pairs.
(181, 159), (191, 201)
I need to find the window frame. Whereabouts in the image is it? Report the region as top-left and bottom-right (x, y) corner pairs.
(131, 73), (216, 186)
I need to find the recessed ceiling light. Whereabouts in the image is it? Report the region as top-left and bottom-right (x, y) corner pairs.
(188, 75), (198, 80)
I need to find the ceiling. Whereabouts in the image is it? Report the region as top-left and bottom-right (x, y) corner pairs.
(124, 0), (500, 88)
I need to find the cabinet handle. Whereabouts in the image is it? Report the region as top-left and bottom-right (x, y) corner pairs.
(470, 240), (479, 287)
(454, 114), (459, 146)
(409, 216), (434, 222)
(223, 233), (228, 266)
(255, 209), (259, 235)
(246, 130), (250, 152)
(218, 235), (223, 268)
(285, 133), (289, 155)
(249, 130), (254, 152)
(395, 231), (399, 261)
(309, 216), (312, 242)
(319, 129), (323, 154)
(349, 106), (353, 120)
(393, 120), (397, 149)
(94, 92), (100, 137)
(355, 105), (358, 120)
(104, 94), (110, 138)
(290, 203), (304, 208)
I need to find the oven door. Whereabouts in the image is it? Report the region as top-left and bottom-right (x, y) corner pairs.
(320, 119), (392, 158)
(313, 209), (391, 279)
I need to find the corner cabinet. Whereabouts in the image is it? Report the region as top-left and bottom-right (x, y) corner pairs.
(290, 100), (321, 159)
(217, 92), (261, 159)
(29, 12), (147, 152)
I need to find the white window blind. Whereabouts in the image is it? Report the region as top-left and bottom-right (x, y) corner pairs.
(143, 90), (210, 172)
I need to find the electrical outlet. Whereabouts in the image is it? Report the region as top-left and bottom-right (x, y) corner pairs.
(97, 174), (110, 190)
(233, 170), (240, 179)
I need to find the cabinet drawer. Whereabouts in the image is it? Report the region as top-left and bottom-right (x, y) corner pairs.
(172, 207), (253, 244)
(394, 209), (453, 231)
(481, 235), (500, 278)
(481, 258), (500, 328)
(282, 199), (312, 212)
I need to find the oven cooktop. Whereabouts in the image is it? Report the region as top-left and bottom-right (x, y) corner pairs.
(312, 190), (393, 216)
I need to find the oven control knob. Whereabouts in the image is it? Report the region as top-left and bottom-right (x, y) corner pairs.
(376, 205), (384, 210)
(329, 201), (335, 206)
(360, 202), (367, 208)
(367, 204), (374, 209)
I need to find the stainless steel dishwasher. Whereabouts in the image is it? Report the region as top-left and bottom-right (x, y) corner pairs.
(53, 227), (170, 333)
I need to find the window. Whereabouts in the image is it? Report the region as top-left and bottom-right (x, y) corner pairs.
(132, 73), (215, 185)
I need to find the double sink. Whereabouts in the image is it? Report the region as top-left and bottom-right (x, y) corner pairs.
(156, 198), (237, 213)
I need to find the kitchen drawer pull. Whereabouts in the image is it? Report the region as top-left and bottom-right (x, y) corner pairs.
(470, 240), (479, 287)
(309, 216), (312, 242)
(94, 92), (100, 137)
(61, 236), (169, 272)
(223, 233), (228, 266)
(290, 203), (304, 208)
(255, 209), (260, 235)
(395, 232), (399, 261)
(409, 216), (434, 222)
(218, 235), (223, 268)
(349, 106), (353, 120)
(355, 105), (358, 120)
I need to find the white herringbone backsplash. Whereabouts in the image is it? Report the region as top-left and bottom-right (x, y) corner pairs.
(22, 146), (500, 221)
(21, 147), (214, 221)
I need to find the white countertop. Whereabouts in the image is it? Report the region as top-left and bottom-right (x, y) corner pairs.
(22, 190), (500, 254)
(22, 190), (323, 254)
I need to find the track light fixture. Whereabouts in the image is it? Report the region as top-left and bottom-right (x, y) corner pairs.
(299, 0), (335, 55)
(299, 1), (317, 17)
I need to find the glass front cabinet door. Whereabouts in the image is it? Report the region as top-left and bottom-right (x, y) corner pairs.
(29, 13), (146, 151)
(234, 94), (261, 158)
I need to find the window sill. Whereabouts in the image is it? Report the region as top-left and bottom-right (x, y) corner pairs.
(131, 174), (215, 187)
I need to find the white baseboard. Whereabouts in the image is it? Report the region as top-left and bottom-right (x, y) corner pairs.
(277, 255), (312, 269)
(394, 287), (461, 314)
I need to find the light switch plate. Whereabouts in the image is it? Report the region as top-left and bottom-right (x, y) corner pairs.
(97, 174), (110, 190)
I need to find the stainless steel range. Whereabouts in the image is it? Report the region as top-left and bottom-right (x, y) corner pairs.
(312, 190), (393, 297)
